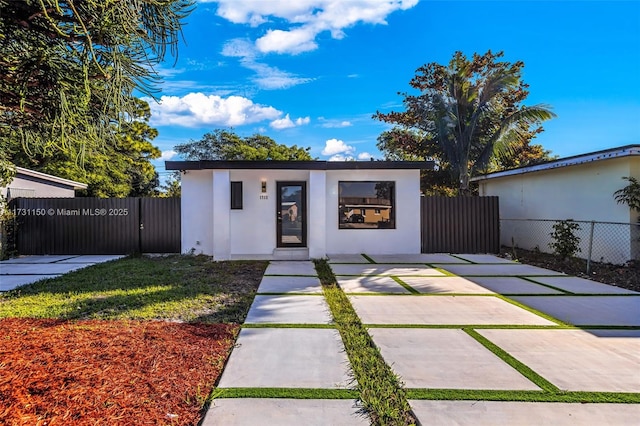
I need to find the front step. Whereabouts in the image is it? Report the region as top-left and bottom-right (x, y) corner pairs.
(272, 248), (310, 260)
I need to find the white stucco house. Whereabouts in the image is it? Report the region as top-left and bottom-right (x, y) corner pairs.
(472, 145), (640, 263)
(165, 160), (434, 260)
(1, 167), (87, 200)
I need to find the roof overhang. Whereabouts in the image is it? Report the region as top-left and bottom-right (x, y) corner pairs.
(166, 160), (435, 171)
(471, 144), (640, 182)
(15, 167), (88, 189)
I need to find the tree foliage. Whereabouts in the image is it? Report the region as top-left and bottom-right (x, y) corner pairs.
(0, 0), (194, 184)
(9, 99), (161, 197)
(614, 176), (640, 219)
(175, 129), (314, 161)
(375, 50), (556, 195)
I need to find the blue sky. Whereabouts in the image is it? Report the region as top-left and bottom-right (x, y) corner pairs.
(149, 0), (640, 177)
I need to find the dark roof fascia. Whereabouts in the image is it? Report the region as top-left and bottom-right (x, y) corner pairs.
(165, 160), (435, 171)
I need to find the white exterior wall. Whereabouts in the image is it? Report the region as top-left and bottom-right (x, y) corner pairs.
(179, 167), (423, 259)
(325, 169), (421, 255)
(478, 157), (639, 263)
(228, 169), (309, 257)
(180, 170), (214, 255)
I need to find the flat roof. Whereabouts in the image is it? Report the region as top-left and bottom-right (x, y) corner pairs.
(165, 160), (435, 171)
(15, 167), (88, 189)
(471, 144), (640, 182)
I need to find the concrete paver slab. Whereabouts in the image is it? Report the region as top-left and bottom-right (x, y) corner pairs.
(366, 254), (466, 264)
(512, 296), (640, 326)
(0, 263), (89, 275)
(369, 328), (539, 390)
(217, 328), (351, 388)
(349, 295), (555, 325)
(478, 329), (640, 392)
(524, 276), (639, 294)
(331, 264), (445, 276)
(264, 261), (317, 276)
(433, 263), (566, 276)
(257, 276), (322, 294)
(399, 276), (495, 294)
(0, 255), (76, 264)
(337, 276), (410, 294)
(244, 295), (332, 324)
(327, 254), (371, 263)
(451, 254), (517, 264)
(0, 275), (59, 291)
(465, 277), (563, 294)
(203, 399), (367, 426)
(410, 400), (640, 425)
(56, 255), (125, 264)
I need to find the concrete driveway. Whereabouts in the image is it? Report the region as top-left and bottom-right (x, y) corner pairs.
(205, 253), (640, 425)
(0, 255), (125, 291)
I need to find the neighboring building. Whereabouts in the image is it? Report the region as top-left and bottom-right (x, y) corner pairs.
(1, 167), (87, 200)
(166, 160), (434, 260)
(472, 145), (640, 263)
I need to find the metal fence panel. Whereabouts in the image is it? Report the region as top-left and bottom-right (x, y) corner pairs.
(421, 196), (500, 253)
(9, 198), (180, 255)
(140, 197), (181, 253)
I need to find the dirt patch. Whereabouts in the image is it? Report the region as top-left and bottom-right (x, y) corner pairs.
(0, 318), (238, 425)
(501, 247), (640, 292)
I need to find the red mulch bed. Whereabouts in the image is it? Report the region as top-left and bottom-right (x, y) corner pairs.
(0, 318), (238, 426)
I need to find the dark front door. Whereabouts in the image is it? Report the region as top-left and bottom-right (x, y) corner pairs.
(277, 182), (306, 247)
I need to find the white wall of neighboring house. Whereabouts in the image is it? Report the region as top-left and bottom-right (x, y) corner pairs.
(179, 167), (422, 259)
(1, 168), (87, 199)
(477, 155), (639, 263)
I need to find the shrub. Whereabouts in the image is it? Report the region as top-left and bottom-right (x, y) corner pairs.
(549, 219), (581, 261)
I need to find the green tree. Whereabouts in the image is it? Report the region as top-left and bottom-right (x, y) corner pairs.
(375, 50), (556, 195)
(9, 99), (161, 197)
(175, 129), (314, 161)
(0, 0), (193, 185)
(160, 172), (182, 198)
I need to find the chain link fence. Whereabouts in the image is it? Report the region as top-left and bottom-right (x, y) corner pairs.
(501, 218), (640, 271)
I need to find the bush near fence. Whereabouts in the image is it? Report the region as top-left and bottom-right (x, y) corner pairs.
(501, 218), (640, 267)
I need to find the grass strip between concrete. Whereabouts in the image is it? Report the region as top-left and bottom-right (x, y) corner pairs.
(314, 259), (416, 426)
(463, 328), (560, 393)
(406, 389), (640, 403)
(214, 388), (359, 399)
(390, 277), (420, 294)
(361, 254), (377, 263)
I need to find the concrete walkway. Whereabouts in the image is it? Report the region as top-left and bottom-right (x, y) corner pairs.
(0, 255), (125, 291)
(203, 254), (640, 425)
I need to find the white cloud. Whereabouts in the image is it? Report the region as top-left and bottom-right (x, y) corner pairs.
(270, 114), (311, 129)
(322, 138), (355, 156)
(256, 28), (318, 55)
(160, 150), (178, 161)
(358, 152), (374, 160)
(320, 119), (352, 128)
(328, 154), (355, 161)
(208, 0), (419, 55)
(222, 38), (313, 89)
(147, 93), (281, 127)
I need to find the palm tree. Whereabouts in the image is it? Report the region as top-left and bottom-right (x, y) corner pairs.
(407, 52), (556, 195)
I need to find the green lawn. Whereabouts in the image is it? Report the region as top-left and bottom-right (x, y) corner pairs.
(0, 255), (268, 323)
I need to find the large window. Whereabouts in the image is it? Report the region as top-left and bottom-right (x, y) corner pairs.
(338, 181), (395, 229)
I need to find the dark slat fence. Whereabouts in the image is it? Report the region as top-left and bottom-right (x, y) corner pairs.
(421, 196), (500, 254)
(8, 198), (180, 255)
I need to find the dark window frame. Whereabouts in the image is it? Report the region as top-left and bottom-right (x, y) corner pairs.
(338, 181), (396, 230)
(230, 181), (243, 210)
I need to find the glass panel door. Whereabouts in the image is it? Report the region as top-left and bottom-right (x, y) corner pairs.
(277, 182), (306, 247)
